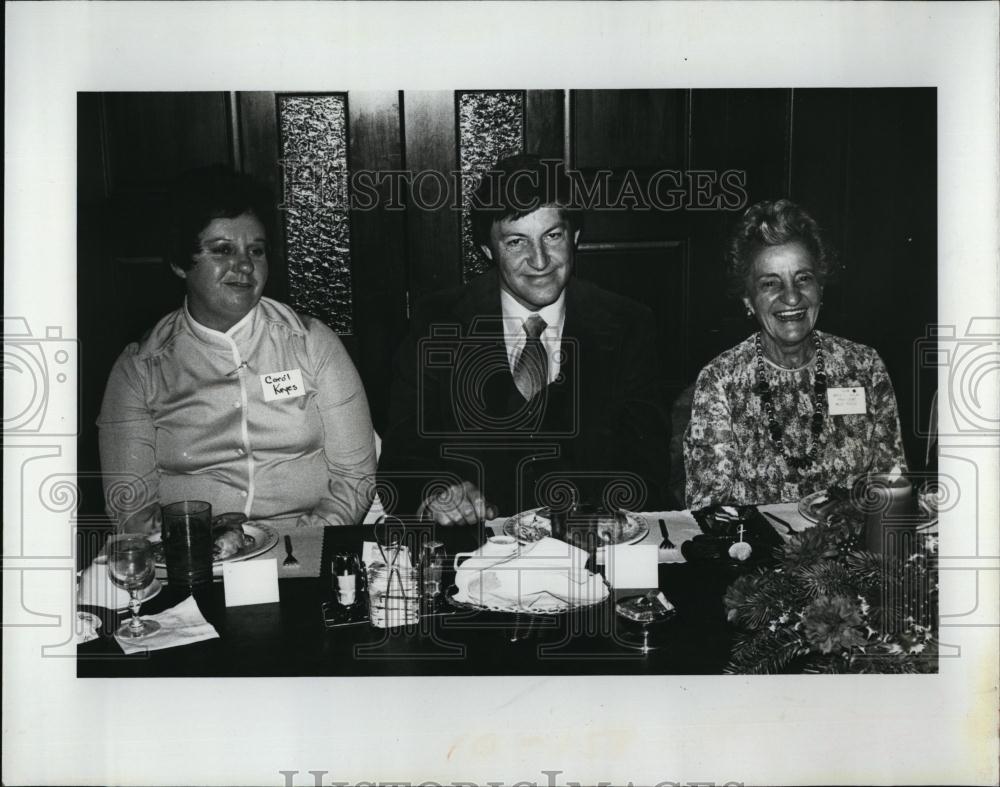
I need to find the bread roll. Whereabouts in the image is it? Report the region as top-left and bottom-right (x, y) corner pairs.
(212, 516), (248, 560)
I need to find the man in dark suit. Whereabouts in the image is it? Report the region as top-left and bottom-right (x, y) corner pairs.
(378, 154), (673, 525)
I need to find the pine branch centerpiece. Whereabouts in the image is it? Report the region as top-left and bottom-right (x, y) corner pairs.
(722, 505), (938, 674)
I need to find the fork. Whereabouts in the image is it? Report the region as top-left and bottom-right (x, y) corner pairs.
(658, 519), (675, 549)
(282, 535), (300, 567)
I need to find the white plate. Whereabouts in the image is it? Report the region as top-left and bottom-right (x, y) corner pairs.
(151, 523), (279, 567)
(449, 585), (610, 615)
(798, 489), (938, 530)
(502, 508), (649, 547)
(107, 577), (162, 611)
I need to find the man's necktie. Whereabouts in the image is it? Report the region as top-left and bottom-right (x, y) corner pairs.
(512, 314), (549, 401)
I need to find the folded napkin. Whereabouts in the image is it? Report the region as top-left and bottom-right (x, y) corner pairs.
(453, 537), (609, 612)
(75, 611), (102, 644)
(115, 595), (219, 655)
(78, 561), (161, 611)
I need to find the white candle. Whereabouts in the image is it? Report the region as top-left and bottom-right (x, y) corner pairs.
(863, 470), (917, 553)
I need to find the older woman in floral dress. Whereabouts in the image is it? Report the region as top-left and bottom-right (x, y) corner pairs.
(683, 199), (907, 509)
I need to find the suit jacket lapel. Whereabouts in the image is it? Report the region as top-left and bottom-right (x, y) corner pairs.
(450, 273), (521, 413)
(563, 278), (622, 382)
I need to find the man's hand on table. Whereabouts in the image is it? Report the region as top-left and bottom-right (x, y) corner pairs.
(418, 481), (498, 526)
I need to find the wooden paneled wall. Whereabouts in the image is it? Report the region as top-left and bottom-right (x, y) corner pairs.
(77, 88), (936, 515)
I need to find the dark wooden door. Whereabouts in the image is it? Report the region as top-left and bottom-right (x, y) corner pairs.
(78, 92), (237, 515)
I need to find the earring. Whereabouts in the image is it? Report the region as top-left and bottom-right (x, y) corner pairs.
(746, 308), (754, 318)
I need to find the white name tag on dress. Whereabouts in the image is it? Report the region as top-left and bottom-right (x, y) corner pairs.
(260, 369), (305, 401)
(827, 386), (867, 415)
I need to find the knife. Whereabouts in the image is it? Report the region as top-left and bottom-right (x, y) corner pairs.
(763, 511), (798, 535)
(658, 519), (675, 549)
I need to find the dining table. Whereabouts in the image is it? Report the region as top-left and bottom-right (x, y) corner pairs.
(76, 503), (813, 677)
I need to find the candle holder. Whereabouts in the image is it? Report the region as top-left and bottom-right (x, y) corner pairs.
(852, 471), (934, 635)
(854, 472), (919, 555)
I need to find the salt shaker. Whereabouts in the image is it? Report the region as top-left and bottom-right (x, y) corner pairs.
(332, 553), (360, 607)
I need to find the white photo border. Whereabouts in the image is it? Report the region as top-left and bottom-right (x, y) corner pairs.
(4, 2), (999, 786)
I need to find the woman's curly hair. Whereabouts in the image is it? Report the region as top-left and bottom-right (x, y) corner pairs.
(727, 199), (838, 300)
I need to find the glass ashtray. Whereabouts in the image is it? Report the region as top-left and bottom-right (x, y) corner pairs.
(615, 591), (676, 624)
(614, 592), (676, 654)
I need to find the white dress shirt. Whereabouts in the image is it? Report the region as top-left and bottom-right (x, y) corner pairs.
(499, 288), (566, 384)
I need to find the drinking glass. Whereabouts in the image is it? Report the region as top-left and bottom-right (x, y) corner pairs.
(107, 535), (161, 639)
(161, 500), (214, 589)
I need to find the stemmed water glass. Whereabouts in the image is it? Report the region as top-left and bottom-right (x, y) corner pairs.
(107, 535), (161, 639)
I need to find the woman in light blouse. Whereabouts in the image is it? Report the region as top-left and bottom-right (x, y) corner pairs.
(98, 166), (376, 532)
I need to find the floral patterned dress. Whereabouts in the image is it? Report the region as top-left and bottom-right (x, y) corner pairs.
(683, 331), (907, 508)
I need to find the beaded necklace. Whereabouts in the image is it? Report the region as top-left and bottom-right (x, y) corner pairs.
(752, 332), (827, 471)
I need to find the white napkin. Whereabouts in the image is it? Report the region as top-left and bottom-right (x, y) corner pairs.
(453, 537), (609, 612)
(75, 612), (102, 644)
(78, 561), (161, 611)
(115, 595), (219, 654)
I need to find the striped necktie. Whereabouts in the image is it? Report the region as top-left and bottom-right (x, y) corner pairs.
(512, 314), (549, 401)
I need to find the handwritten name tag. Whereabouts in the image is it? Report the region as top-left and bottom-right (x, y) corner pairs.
(260, 369), (305, 402)
(827, 386), (867, 416)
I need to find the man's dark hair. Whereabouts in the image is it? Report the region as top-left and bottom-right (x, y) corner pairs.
(469, 154), (582, 252)
(166, 165), (275, 271)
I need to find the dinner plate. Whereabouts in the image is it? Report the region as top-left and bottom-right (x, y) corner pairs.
(102, 577), (161, 612)
(502, 508), (649, 547)
(151, 522), (279, 567)
(447, 585), (610, 616)
(798, 489), (938, 529)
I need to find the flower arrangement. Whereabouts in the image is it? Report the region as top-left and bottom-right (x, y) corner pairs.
(722, 514), (938, 674)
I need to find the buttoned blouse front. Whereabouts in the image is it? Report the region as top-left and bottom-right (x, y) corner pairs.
(98, 297), (375, 531)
